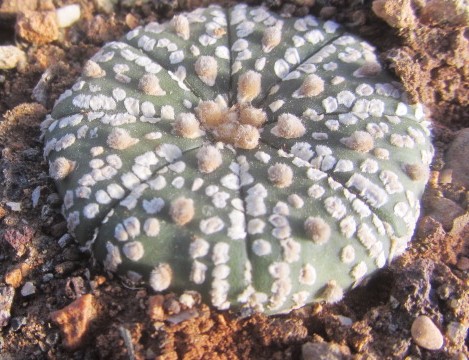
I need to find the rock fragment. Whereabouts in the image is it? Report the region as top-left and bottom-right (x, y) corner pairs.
(372, 0), (417, 29)
(50, 294), (97, 350)
(0, 286), (15, 328)
(411, 315), (444, 350)
(302, 341), (352, 360)
(20, 282), (36, 296)
(0, 46), (26, 70)
(55, 4), (81, 28)
(445, 128), (469, 188)
(0, 0), (38, 19)
(5, 263), (30, 288)
(16, 10), (59, 44)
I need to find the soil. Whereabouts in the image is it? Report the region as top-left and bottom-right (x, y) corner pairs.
(0, 0), (468, 359)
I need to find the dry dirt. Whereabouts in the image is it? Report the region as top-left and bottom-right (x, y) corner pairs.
(0, 0), (468, 359)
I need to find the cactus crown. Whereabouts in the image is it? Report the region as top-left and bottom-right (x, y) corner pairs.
(42, 4), (433, 315)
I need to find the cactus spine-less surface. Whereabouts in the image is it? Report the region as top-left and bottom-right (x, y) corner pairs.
(42, 4), (434, 315)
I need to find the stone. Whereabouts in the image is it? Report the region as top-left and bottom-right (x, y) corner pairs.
(16, 10), (59, 45)
(0, 0), (38, 19)
(50, 294), (97, 350)
(147, 295), (165, 322)
(0, 46), (26, 70)
(0, 286), (15, 328)
(411, 315), (444, 350)
(302, 341), (352, 360)
(428, 196), (465, 231)
(4, 263), (29, 288)
(446, 321), (467, 350)
(20, 281), (36, 296)
(420, 0), (469, 27)
(6, 202), (21, 212)
(372, 0), (417, 29)
(445, 128), (469, 188)
(10, 316), (27, 332)
(456, 257), (469, 271)
(93, 0), (119, 14)
(55, 4), (81, 28)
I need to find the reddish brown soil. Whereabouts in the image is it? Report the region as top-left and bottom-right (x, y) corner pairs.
(0, 0), (467, 359)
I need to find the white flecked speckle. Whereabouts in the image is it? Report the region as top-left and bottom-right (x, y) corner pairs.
(252, 239), (272, 256)
(83, 203), (99, 219)
(144, 218), (160, 237)
(341, 245), (355, 263)
(123, 241), (144, 261)
(190, 238), (210, 259)
(143, 198), (165, 214)
(150, 263), (172, 291)
(324, 197), (347, 219)
(299, 264), (316, 285)
(200, 216), (224, 235)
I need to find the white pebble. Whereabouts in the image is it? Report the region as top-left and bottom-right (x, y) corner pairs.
(411, 316), (444, 350)
(56, 4), (81, 28)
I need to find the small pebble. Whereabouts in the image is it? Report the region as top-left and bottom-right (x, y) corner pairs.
(50, 294), (97, 350)
(42, 273), (54, 283)
(147, 295), (165, 322)
(21, 282), (36, 296)
(411, 315), (444, 350)
(456, 257), (469, 271)
(446, 321), (467, 347)
(31, 186), (41, 208)
(5, 263), (29, 288)
(45, 332), (60, 346)
(0, 286), (15, 328)
(6, 202), (21, 212)
(93, 0), (117, 13)
(10, 316), (27, 332)
(0, 46), (26, 70)
(46, 193), (61, 206)
(55, 4), (81, 28)
(16, 10), (59, 45)
(302, 341), (351, 360)
(163, 298), (181, 315)
(337, 315), (353, 326)
(445, 128), (469, 188)
(58, 233), (72, 248)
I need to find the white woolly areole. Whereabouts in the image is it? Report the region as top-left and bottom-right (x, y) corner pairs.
(123, 241), (144, 261)
(196, 145), (222, 173)
(174, 112), (202, 138)
(304, 216), (331, 244)
(196, 101), (223, 127)
(50, 157), (75, 180)
(169, 197), (195, 226)
(171, 14), (190, 40)
(268, 163), (293, 188)
(83, 60), (105, 78)
(272, 113), (306, 139)
(107, 128), (139, 150)
(195, 56), (218, 86)
(138, 74), (166, 96)
(237, 70), (261, 102)
(262, 24), (282, 53)
(341, 131), (374, 153)
(144, 218), (160, 237)
(296, 74), (325, 97)
(234, 124), (260, 150)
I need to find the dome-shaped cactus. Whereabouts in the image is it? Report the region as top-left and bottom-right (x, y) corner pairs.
(42, 4), (433, 315)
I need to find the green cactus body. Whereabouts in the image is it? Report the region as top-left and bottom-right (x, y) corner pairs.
(42, 4), (433, 315)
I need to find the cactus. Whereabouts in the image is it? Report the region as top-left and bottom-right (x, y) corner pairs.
(41, 4), (433, 315)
